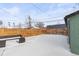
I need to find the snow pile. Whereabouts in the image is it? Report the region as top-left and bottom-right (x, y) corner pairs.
(0, 34), (76, 56)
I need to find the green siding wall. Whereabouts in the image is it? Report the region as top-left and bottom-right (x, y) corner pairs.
(69, 14), (79, 54)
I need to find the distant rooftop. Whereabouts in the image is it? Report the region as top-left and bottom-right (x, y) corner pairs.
(46, 24), (66, 29)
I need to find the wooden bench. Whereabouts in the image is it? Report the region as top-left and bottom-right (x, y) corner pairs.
(0, 35), (25, 48)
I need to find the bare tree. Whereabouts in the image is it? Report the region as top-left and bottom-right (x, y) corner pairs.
(8, 22), (11, 27)
(18, 23), (22, 28)
(0, 20), (3, 28)
(28, 16), (32, 28)
(25, 16), (32, 28)
(73, 3), (79, 9)
(13, 22), (15, 27)
(35, 22), (44, 28)
(0, 20), (3, 25)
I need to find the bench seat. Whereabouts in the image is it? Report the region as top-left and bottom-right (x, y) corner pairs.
(0, 35), (25, 48)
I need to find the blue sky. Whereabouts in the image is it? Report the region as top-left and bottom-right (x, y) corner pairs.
(0, 3), (79, 27)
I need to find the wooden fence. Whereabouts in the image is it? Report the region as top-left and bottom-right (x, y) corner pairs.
(0, 28), (68, 37)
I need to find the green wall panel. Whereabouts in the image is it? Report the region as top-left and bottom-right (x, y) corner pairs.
(69, 14), (79, 54)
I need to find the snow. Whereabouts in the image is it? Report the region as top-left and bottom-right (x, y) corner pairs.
(0, 34), (76, 56)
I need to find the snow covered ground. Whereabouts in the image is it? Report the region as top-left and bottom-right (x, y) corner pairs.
(0, 34), (76, 56)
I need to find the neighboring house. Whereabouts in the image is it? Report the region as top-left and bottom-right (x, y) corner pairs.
(46, 24), (66, 29)
(46, 24), (67, 35)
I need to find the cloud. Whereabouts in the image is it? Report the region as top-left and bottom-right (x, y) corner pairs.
(2, 7), (20, 16)
(0, 6), (23, 27)
(0, 4), (79, 27)
(32, 4), (79, 20)
(27, 3), (79, 25)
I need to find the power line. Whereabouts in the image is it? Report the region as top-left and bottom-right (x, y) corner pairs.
(0, 8), (16, 17)
(25, 19), (64, 24)
(31, 4), (53, 18)
(31, 4), (45, 13)
(32, 17), (63, 21)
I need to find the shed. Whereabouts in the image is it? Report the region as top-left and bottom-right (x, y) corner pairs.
(64, 10), (79, 54)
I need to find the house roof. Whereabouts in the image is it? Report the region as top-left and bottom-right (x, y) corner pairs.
(47, 24), (66, 29)
(64, 10), (79, 26)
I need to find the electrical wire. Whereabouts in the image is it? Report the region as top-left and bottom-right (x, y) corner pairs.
(31, 4), (53, 18)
